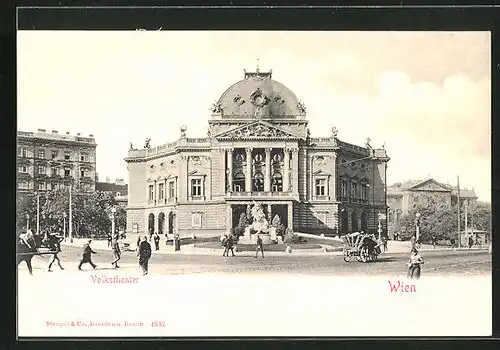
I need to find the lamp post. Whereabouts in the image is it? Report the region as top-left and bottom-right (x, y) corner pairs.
(26, 213), (30, 232)
(36, 193), (40, 234)
(110, 206), (117, 238)
(63, 211), (67, 241)
(377, 212), (386, 242)
(69, 182), (73, 243)
(415, 212), (421, 242)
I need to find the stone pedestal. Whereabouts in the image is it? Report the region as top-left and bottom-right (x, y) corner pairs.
(238, 233), (271, 245)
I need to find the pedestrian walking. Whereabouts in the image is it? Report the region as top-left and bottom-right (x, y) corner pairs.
(382, 236), (388, 252)
(153, 232), (160, 251)
(431, 235), (437, 249)
(149, 228), (153, 242)
(410, 235), (416, 251)
(255, 234), (264, 258)
(111, 235), (121, 268)
(78, 239), (97, 270)
(468, 236), (474, 249)
(47, 232), (64, 272)
(107, 234), (112, 248)
(407, 248), (424, 279)
(137, 236), (152, 276)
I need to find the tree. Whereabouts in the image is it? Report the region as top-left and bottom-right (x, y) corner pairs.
(271, 214), (285, 236)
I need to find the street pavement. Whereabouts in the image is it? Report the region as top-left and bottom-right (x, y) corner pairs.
(20, 242), (491, 277)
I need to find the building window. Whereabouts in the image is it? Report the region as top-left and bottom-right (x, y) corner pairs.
(116, 192), (121, 197)
(233, 172), (245, 192)
(19, 180), (29, 189)
(191, 179), (202, 196)
(341, 180), (348, 198)
(351, 182), (358, 198)
(315, 178), (326, 196)
(253, 172), (264, 192)
(272, 172), (283, 192)
(361, 184), (368, 201)
(51, 150), (58, 159)
(64, 168), (71, 177)
(38, 166), (46, 175)
(158, 183), (165, 201)
(148, 185), (154, 202)
(64, 151), (71, 160)
(192, 212), (202, 228)
(18, 165), (28, 173)
(38, 182), (46, 190)
(38, 150), (45, 159)
(80, 153), (89, 162)
(21, 148), (27, 157)
(168, 181), (175, 199)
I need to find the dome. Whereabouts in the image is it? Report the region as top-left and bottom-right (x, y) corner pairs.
(213, 69), (305, 119)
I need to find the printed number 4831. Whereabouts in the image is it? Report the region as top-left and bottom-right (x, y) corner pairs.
(151, 321), (165, 327)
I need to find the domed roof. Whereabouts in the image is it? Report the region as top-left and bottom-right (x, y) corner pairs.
(214, 69), (305, 119)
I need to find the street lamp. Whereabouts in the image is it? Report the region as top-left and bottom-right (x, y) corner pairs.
(26, 213), (30, 232)
(63, 211), (67, 241)
(415, 212), (421, 242)
(110, 206), (117, 238)
(377, 212), (386, 241)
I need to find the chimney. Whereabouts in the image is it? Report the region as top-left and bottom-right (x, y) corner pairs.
(77, 133), (81, 136)
(52, 130), (58, 133)
(89, 134), (94, 137)
(66, 132), (70, 135)
(37, 128), (46, 132)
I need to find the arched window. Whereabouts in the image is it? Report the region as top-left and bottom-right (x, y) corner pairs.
(233, 172), (245, 192)
(253, 172), (264, 192)
(351, 211), (358, 232)
(272, 172), (283, 192)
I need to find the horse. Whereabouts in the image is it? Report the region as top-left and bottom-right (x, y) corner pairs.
(17, 234), (45, 275)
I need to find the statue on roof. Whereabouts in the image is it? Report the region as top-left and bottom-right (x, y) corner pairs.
(381, 141), (386, 150)
(180, 125), (187, 138)
(297, 100), (307, 114)
(144, 138), (151, 149)
(129, 142), (133, 150)
(331, 126), (338, 138)
(210, 101), (222, 114)
(365, 137), (372, 149)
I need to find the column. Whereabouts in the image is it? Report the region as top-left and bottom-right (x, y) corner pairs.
(175, 176), (178, 202)
(291, 148), (299, 196)
(226, 204), (232, 233)
(267, 203), (272, 221)
(264, 148), (271, 192)
(202, 175), (206, 200)
(245, 148), (252, 192)
(287, 203), (293, 230)
(283, 148), (290, 192)
(227, 148), (233, 193)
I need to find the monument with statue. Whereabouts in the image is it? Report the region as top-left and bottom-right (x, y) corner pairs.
(237, 201), (283, 244)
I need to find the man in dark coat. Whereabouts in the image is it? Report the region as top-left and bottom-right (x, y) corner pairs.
(78, 239), (97, 270)
(223, 234), (235, 257)
(255, 234), (264, 258)
(137, 236), (152, 276)
(111, 234), (121, 268)
(468, 236), (474, 249)
(47, 232), (64, 272)
(153, 232), (160, 251)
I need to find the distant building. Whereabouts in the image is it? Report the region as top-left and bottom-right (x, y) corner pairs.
(17, 129), (97, 194)
(96, 179), (128, 208)
(387, 178), (477, 238)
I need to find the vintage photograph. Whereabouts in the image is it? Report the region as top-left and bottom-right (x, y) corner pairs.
(17, 30), (492, 337)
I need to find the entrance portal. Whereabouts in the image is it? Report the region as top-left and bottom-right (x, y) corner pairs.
(168, 212), (176, 235)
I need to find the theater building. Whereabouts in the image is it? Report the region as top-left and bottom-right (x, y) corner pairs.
(125, 68), (389, 239)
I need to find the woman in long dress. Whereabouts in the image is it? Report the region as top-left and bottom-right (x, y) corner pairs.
(407, 248), (424, 279)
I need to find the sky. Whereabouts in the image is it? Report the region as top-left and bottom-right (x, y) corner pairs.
(17, 31), (491, 202)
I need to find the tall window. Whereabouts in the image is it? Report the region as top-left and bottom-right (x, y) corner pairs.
(351, 183), (358, 198)
(148, 184), (154, 201)
(80, 153), (89, 162)
(192, 212), (202, 228)
(38, 182), (46, 190)
(361, 184), (368, 201)
(38, 150), (45, 159)
(38, 165), (46, 175)
(21, 148), (27, 157)
(253, 172), (264, 192)
(233, 172), (245, 192)
(315, 179), (326, 196)
(272, 172), (283, 192)
(64, 168), (71, 177)
(158, 183), (165, 201)
(191, 179), (202, 196)
(80, 168), (89, 178)
(168, 181), (175, 199)
(18, 165), (27, 173)
(19, 180), (29, 189)
(51, 150), (58, 159)
(341, 180), (348, 198)
(64, 151), (71, 160)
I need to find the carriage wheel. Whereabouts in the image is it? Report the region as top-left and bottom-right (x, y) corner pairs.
(355, 252), (362, 261)
(343, 250), (351, 262)
(360, 247), (369, 263)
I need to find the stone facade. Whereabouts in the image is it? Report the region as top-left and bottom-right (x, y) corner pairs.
(17, 129), (97, 194)
(125, 69), (389, 238)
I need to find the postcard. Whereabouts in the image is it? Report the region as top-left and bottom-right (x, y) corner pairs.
(16, 29), (491, 338)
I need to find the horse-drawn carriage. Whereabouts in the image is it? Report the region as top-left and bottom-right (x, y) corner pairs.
(341, 232), (381, 263)
(17, 232), (60, 275)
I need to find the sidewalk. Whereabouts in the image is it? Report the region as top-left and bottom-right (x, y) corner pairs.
(61, 238), (488, 258)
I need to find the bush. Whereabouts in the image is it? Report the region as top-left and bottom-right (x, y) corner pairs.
(271, 214), (285, 236)
(283, 228), (307, 244)
(234, 212), (248, 237)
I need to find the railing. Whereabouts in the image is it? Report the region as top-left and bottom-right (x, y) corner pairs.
(127, 138), (211, 159)
(228, 191), (293, 197)
(310, 138), (335, 144)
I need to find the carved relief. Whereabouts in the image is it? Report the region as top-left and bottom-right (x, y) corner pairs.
(217, 123), (295, 139)
(210, 101), (223, 113)
(233, 94), (245, 107)
(297, 100), (306, 114)
(273, 95), (285, 105)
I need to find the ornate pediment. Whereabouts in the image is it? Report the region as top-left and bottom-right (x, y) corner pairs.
(312, 170), (331, 176)
(408, 179), (451, 192)
(215, 121), (302, 140)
